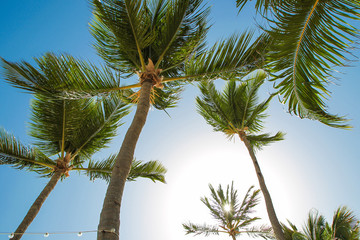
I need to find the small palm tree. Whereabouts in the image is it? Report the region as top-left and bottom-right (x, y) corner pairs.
(183, 183), (273, 240)
(0, 92), (166, 240)
(282, 206), (360, 240)
(196, 71), (285, 240)
(2, 1), (269, 239)
(236, 0), (359, 128)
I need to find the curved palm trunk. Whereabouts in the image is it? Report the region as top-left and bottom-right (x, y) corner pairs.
(97, 81), (153, 240)
(11, 170), (62, 240)
(241, 136), (285, 240)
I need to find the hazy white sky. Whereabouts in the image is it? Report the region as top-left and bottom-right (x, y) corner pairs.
(0, 1), (359, 240)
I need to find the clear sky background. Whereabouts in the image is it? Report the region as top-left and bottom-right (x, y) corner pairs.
(0, 1), (359, 240)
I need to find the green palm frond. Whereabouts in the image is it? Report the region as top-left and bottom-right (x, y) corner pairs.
(76, 156), (167, 183)
(1, 53), (125, 98)
(29, 92), (129, 158)
(183, 222), (219, 236)
(303, 210), (327, 240)
(236, 0), (283, 13)
(90, 0), (209, 77)
(184, 32), (269, 81)
(329, 206), (360, 240)
(127, 159), (167, 183)
(248, 0), (359, 128)
(246, 132), (285, 150)
(0, 128), (55, 175)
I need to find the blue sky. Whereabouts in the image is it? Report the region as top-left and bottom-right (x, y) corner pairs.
(0, 1), (359, 240)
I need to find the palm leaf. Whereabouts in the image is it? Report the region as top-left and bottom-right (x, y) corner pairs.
(253, 0), (359, 128)
(183, 222), (220, 236)
(0, 128), (55, 176)
(127, 159), (167, 183)
(75, 156), (166, 183)
(1, 53), (125, 98)
(183, 32), (269, 82)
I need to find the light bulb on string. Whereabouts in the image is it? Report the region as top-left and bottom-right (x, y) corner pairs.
(8, 233), (14, 239)
(77, 232), (83, 237)
(44, 232), (49, 237)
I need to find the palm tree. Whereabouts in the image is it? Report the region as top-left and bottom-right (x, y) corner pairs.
(282, 206), (360, 240)
(236, 0), (360, 128)
(183, 183), (273, 240)
(0, 92), (167, 240)
(2, 1), (269, 239)
(196, 71), (285, 240)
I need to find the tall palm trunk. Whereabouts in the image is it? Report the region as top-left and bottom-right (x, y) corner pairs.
(11, 170), (63, 240)
(97, 80), (153, 240)
(241, 136), (285, 240)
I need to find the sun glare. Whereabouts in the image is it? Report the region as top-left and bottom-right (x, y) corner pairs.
(224, 204), (231, 212)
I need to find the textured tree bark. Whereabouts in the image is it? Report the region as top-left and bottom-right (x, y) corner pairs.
(241, 136), (285, 240)
(97, 80), (153, 240)
(11, 170), (62, 240)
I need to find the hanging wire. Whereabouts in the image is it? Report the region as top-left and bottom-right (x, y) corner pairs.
(0, 228), (117, 238)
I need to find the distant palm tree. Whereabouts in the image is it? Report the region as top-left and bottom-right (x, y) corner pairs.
(196, 71), (285, 240)
(236, 0), (359, 128)
(0, 92), (166, 240)
(2, 1), (269, 238)
(282, 206), (360, 240)
(183, 183), (273, 240)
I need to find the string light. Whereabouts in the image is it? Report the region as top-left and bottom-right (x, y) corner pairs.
(1, 229), (117, 238)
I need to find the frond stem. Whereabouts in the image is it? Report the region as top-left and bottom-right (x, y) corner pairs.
(292, 0), (319, 102)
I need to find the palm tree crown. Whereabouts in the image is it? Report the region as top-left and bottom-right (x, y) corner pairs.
(196, 70), (284, 150)
(183, 183), (273, 240)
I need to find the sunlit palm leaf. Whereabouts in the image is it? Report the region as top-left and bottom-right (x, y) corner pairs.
(0, 128), (55, 175)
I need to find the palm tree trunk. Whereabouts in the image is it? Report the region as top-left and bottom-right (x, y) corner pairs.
(97, 80), (153, 240)
(241, 136), (285, 240)
(11, 170), (62, 240)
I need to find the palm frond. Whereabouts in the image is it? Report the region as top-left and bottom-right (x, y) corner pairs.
(127, 159), (167, 183)
(240, 225), (274, 239)
(77, 156), (167, 183)
(236, 0), (283, 13)
(264, 0), (359, 128)
(1, 53), (125, 98)
(330, 206), (360, 240)
(184, 32), (269, 81)
(303, 210), (326, 240)
(183, 222), (219, 236)
(0, 128), (55, 176)
(246, 132), (285, 150)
